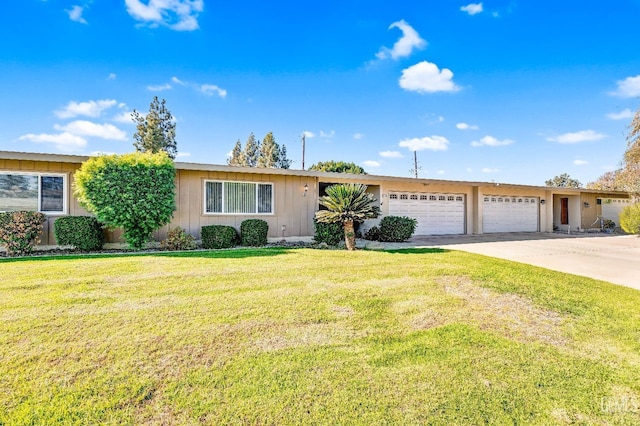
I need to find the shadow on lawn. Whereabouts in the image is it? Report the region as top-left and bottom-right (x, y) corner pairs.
(0, 247), (292, 263)
(384, 248), (450, 255)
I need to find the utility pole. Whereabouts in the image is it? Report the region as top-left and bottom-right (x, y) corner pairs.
(409, 151), (421, 178)
(301, 133), (306, 170)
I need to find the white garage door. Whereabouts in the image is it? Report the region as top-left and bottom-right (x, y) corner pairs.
(599, 198), (632, 224)
(483, 196), (539, 233)
(388, 192), (465, 235)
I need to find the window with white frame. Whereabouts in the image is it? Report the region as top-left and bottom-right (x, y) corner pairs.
(205, 180), (274, 214)
(0, 172), (66, 213)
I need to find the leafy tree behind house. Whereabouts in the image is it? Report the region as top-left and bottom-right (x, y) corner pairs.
(618, 108), (640, 196)
(587, 170), (623, 191)
(309, 161), (367, 175)
(545, 173), (582, 188)
(73, 152), (176, 250)
(315, 183), (380, 251)
(132, 96), (177, 159)
(587, 108), (640, 197)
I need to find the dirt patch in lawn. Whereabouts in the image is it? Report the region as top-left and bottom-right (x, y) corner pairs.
(432, 276), (568, 346)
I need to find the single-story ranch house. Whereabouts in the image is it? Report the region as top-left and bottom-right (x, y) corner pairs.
(0, 150), (633, 246)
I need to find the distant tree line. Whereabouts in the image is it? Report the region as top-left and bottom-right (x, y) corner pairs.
(228, 132), (291, 169)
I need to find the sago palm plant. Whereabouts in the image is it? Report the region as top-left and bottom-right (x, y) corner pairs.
(315, 183), (380, 250)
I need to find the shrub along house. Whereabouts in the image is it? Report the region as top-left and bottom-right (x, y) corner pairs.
(0, 150), (632, 246)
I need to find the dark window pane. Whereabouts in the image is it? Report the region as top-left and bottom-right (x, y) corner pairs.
(205, 182), (223, 213)
(40, 176), (64, 212)
(258, 184), (272, 213)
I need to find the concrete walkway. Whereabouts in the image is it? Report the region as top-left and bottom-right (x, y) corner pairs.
(370, 233), (640, 291)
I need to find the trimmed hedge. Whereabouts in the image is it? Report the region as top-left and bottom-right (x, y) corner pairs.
(54, 216), (104, 251)
(201, 225), (239, 249)
(366, 216), (417, 242)
(0, 211), (47, 256)
(313, 218), (344, 246)
(163, 226), (196, 250)
(241, 219), (268, 246)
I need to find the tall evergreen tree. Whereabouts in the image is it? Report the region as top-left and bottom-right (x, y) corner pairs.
(131, 96), (177, 159)
(243, 133), (260, 167)
(277, 144), (292, 169)
(227, 139), (246, 166)
(257, 132), (279, 168)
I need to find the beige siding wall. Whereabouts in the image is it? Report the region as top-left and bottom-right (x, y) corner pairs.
(580, 193), (599, 230)
(0, 158), (91, 245)
(166, 170), (319, 240)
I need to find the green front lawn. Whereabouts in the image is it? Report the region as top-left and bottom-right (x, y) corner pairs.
(1, 248), (639, 424)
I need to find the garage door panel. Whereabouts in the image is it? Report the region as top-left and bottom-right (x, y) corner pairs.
(483, 196), (538, 233)
(389, 192), (465, 235)
(599, 198), (632, 225)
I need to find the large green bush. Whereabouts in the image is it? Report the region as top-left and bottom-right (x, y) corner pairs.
(313, 218), (344, 246)
(201, 225), (239, 249)
(54, 216), (104, 251)
(240, 219), (268, 246)
(376, 216), (418, 242)
(73, 152), (176, 250)
(620, 202), (640, 234)
(0, 211), (46, 256)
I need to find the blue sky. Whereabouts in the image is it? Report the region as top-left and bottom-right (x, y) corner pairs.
(2, 1), (639, 185)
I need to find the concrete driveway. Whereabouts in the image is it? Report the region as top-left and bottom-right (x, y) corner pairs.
(380, 233), (640, 290)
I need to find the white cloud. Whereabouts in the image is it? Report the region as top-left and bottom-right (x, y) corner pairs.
(67, 5), (87, 24)
(147, 83), (172, 91)
(364, 160), (381, 168)
(320, 130), (335, 138)
(112, 111), (134, 124)
(376, 20), (427, 61)
(200, 84), (227, 98)
(546, 130), (607, 144)
(610, 75), (640, 98)
(606, 108), (634, 120)
(19, 132), (87, 151)
(471, 135), (514, 147)
(107, 73), (117, 80)
(482, 167), (498, 173)
(399, 135), (449, 151)
(54, 121), (127, 140)
(436, 170), (445, 175)
(460, 3), (483, 15)
(353, 133), (364, 140)
(171, 76), (187, 85)
(176, 152), (191, 158)
(456, 122), (479, 130)
(55, 99), (118, 119)
(125, 0), (204, 31)
(380, 150), (404, 158)
(399, 61), (460, 94)
(573, 159), (589, 165)
(303, 131), (315, 138)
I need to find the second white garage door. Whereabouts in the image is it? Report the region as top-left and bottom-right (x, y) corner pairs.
(388, 192), (465, 235)
(483, 196), (539, 233)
